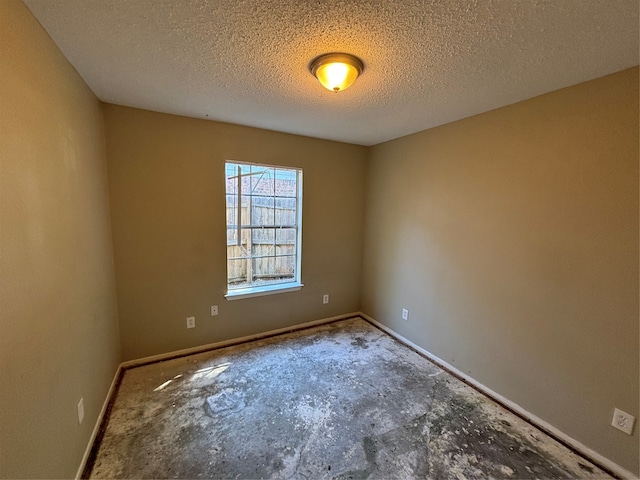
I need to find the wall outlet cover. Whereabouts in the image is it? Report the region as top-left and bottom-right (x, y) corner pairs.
(611, 408), (635, 435)
(186, 316), (196, 329)
(323, 294), (329, 304)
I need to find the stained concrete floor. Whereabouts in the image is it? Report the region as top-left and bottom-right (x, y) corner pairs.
(88, 317), (611, 479)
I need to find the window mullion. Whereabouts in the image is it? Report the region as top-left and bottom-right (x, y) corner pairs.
(247, 168), (254, 283)
(236, 166), (241, 247)
(272, 176), (277, 259)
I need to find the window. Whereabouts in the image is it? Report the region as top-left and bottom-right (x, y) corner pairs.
(224, 161), (303, 299)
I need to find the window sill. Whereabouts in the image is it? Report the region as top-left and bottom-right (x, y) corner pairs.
(225, 282), (304, 301)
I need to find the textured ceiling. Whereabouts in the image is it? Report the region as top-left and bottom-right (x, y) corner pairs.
(24, 0), (639, 146)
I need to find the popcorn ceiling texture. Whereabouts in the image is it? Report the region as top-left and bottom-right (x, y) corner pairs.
(24, 0), (638, 145)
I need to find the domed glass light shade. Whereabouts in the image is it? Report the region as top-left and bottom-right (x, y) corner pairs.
(310, 53), (364, 93)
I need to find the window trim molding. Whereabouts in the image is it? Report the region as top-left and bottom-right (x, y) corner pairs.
(224, 160), (303, 299)
(225, 282), (304, 301)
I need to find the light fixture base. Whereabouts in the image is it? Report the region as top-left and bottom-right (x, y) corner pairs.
(310, 53), (364, 92)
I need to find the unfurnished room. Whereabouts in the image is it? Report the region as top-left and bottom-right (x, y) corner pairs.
(0, 0), (638, 479)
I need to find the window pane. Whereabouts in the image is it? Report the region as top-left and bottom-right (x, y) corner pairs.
(252, 256), (274, 283)
(252, 168), (275, 196)
(278, 256), (296, 278)
(234, 164), (250, 194)
(227, 258), (247, 287)
(276, 228), (297, 246)
(252, 195), (274, 208)
(251, 196), (275, 226)
(239, 197), (249, 226)
(225, 164), (238, 195)
(226, 204), (236, 227)
(225, 194), (238, 208)
(237, 227), (250, 248)
(275, 255), (295, 277)
(275, 197), (296, 226)
(251, 256), (295, 284)
(275, 169), (297, 197)
(252, 228), (275, 249)
(277, 244), (295, 256)
(227, 243), (247, 260)
(227, 228), (238, 246)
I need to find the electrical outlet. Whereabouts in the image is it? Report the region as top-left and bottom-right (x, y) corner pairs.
(186, 316), (196, 329)
(402, 308), (409, 321)
(77, 398), (84, 425)
(323, 294), (329, 304)
(211, 305), (218, 316)
(611, 408), (635, 435)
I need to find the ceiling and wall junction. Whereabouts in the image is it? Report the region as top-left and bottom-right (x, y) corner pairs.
(23, 0), (639, 145)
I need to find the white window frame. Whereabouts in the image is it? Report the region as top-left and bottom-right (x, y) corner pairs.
(224, 160), (303, 300)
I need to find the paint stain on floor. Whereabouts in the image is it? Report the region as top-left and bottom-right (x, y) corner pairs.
(88, 317), (612, 479)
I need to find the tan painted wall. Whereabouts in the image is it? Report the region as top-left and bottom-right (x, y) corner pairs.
(361, 68), (639, 474)
(0, 1), (121, 478)
(104, 105), (367, 361)
(2, 0), (636, 474)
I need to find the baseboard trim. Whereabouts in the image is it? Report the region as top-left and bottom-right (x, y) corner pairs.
(75, 364), (123, 480)
(359, 312), (637, 480)
(121, 312), (360, 370)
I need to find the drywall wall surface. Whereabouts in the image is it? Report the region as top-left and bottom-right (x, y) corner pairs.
(0, 1), (121, 477)
(104, 105), (367, 361)
(361, 68), (639, 474)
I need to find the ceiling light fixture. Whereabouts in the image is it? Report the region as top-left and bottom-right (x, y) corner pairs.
(310, 53), (364, 93)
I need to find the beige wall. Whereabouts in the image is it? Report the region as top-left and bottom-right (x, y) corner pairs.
(104, 105), (367, 361)
(0, 1), (121, 478)
(361, 68), (639, 474)
(2, 1), (637, 474)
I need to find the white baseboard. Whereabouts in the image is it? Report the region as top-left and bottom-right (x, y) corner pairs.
(121, 312), (361, 369)
(359, 312), (637, 480)
(75, 363), (122, 480)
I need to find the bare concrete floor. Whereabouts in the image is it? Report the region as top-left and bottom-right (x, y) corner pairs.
(88, 317), (611, 479)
